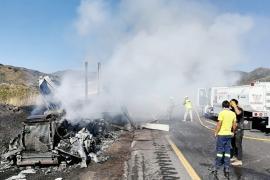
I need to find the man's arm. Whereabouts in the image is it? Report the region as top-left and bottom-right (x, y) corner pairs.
(215, 121), (222, 137)
(232, 118), (237, 134)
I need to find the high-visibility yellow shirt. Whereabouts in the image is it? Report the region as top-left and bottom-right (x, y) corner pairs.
(184, 100), (192, 109)
(218, 109), (236, 136)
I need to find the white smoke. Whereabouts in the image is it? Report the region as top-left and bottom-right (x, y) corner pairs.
(60, 0), (255, 121)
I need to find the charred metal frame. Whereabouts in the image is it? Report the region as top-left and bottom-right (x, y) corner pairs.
(16, 114), (59, 166)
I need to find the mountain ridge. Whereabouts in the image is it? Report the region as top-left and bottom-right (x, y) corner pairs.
(0, 63), (269, 105)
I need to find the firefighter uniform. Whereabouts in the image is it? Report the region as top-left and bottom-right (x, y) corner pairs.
(183, 97), (193, 122)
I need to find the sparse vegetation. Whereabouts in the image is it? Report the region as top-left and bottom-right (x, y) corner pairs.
(238, 67), (270, 85)
(0, 64), (45, 106)
(0, 84), (38, 106)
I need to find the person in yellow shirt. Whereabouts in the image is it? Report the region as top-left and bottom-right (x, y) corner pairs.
(213, 100), (237, 178)
(183, 96), (193, 122)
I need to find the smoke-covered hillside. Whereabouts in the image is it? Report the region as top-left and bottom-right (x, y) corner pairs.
(0, 63), (269, 106)
(237, 67), (270, 85)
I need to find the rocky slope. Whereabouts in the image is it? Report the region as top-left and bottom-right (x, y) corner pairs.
(0, 64), (50, 105)
(0, 64), (48, 86)
(238, 67), (270, 85)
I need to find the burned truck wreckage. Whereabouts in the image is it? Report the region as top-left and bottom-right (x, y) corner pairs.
(3, 113), (131, 168)
(1, 76), (135, 170)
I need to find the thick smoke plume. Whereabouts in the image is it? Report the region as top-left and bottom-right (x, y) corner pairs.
(59, 0), (255, 121)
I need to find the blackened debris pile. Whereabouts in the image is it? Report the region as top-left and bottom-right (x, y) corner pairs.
(1, 111), (134, 172)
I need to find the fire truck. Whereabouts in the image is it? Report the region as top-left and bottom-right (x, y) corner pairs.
(198, 82), (270, 131)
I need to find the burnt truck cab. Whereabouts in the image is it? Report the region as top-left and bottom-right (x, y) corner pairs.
(16, 114), (59, 166)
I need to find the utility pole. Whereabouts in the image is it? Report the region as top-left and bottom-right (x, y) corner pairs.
(85, 61), (88, 101)
(97, 62), (101, 95)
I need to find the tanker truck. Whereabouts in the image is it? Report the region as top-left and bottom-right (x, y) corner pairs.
(198, 82), (270, 131)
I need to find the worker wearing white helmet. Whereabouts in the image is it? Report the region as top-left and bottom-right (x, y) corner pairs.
(183, 96), (193, 122)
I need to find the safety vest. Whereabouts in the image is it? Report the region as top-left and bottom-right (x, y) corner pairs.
(184, 100), (192, 109)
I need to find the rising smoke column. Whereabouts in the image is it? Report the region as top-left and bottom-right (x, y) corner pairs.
(63, 0), (254, 120)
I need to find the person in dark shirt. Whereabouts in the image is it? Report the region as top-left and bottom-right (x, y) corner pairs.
(230, 99), (244, 166)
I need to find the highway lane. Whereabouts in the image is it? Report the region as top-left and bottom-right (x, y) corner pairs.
(168, 115), (270, 179)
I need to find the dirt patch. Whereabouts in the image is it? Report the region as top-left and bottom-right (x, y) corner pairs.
(0, 104), (30, 154)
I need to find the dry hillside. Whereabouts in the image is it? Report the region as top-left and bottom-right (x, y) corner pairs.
(238, 67), (270, 85)
(0, 64), (47, 105)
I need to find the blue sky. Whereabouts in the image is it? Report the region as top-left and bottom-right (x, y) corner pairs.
(0, 0), (269, 73)
(0, 0), (83, 72)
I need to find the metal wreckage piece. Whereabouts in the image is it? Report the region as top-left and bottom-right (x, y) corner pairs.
(55, 127), (95, 168)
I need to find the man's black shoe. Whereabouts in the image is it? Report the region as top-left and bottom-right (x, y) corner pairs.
(212, 170), (218, 176)
(224, 171), (230, 179)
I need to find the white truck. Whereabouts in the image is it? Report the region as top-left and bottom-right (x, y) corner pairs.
(198, 82), (270, 131)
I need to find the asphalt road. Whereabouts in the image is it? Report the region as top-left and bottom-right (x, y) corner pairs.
(169, 114), (270, 180)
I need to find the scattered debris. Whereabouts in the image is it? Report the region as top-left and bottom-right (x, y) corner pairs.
(55, 178), (63, 180)
(58, 161), (67, 171)
(89, 153), (99, 163)
(56, 127), (95, 168)
(141, 123), (170, 131)
(0, 104), (21, 114)
(0, 160), (13, 172)
(20, 168), (36, 174)
(6, 167), (36, 180)
(6, 173), (26, 180)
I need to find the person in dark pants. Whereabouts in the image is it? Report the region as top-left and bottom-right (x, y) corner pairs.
(230, 99), (244, 166)
(214, 100), (237, 178)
